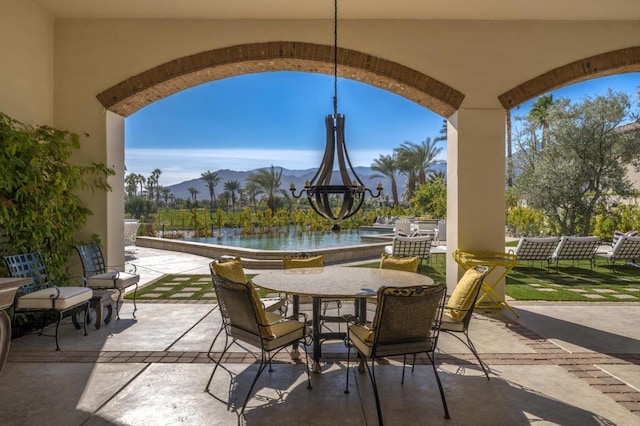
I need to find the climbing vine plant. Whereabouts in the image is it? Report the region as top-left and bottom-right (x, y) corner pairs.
(0, 112), (115, 279)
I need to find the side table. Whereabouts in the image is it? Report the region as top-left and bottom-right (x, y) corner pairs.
(89, 290), (116, 329)
(453, 249), (519, 317)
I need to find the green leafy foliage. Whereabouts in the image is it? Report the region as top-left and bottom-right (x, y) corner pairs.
(0, 112), (114, 278)
(513, 91), (640, 235)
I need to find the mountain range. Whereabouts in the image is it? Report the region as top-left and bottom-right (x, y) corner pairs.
(166, 163), (447, 200)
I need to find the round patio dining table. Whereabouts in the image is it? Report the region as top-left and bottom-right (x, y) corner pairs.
(252, 266), (435, 372)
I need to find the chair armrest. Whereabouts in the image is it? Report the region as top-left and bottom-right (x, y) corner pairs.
(49, 286), (61, 300)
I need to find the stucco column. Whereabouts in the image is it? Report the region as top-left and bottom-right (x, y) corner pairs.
(106, 111), (126, 268)
(446, 108), (506, 296)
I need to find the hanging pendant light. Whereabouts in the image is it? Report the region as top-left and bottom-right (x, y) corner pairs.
(290, 0), (382, 231)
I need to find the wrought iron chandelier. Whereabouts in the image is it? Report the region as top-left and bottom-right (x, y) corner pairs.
(290, 0), (382, 231)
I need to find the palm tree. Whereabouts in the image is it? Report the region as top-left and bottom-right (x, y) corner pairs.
(187, 187), (199, 202)
(124, 173), (138, 197)
(149, 168), (162, 203)
(201, 170), (221, 208)
(529, 94), (554, 150)
(395, 138), (443, 201)
(244, 181), (260, 212)
(161, 187), (172, 205)
(135, 173), (146, 196)
(224, 180), (241, 213)
(370, 154), (400, 206)
(246, 165), (287, 212)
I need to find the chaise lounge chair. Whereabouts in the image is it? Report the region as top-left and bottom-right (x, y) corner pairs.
(512, 236), (559, 270)
(598, 234), (640, 271)
(550, 236), (600, 271)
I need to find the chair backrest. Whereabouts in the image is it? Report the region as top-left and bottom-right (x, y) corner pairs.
(613, 230), (638, 247)
(391, 235), (433, 261)
(370, 284), (446, 349)
(124, 220), (140, 246)
(611, 235), (640, 259)
(75, 243), (107, 278)
(552, 236), (600, 260)
(283, 253), (324, 269)
(214, 274), (266, 341)
(514, 237), (559, 261)
(2, 252), (51, 296)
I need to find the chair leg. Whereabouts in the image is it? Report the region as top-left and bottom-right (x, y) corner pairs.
(207, 324), (225, 358)
(206, 334), (232, 392)
(115, 288), (123, 320)
(131, 283), (138, 318)
(364, 357), (384, 426)
(83, 301), (89, 336)
(401, 354), (407, 384)
(344, 344), (351, 394)
(302, 339), (312, 390)
(464, 331), (490, 380)
(443, 330), (490, 380)
(240, 352), (270, 414)
(427, 351), (450, 419)
(53, 310), (62, 351)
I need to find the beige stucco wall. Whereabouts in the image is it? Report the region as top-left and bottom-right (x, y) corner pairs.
(0, 0), (53, 125)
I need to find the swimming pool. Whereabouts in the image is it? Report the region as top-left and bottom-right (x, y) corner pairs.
(182, 228), (389, 251)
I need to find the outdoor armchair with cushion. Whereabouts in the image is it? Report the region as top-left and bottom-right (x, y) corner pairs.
(344, 283), (449, 424)
(2, 252), (92, 351)
(207, 257), (288, 357)
(204, 274), (311, 415)
(383, 234), (434, 272)
(75, 243), (140, 320)
(511, 236), (559, 270)
(550, 236), (601, 271)
(598, 234), (640, 271)
(439, 265), (491, 379)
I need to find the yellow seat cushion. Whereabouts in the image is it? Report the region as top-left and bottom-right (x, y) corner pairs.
(448, 268), (484, 322)
(283, 255), (324, 269)
(379, 253), (420, 273)
(210, 257), (247, 283)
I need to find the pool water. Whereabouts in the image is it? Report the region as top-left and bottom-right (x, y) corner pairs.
(184, 229), (383, 251)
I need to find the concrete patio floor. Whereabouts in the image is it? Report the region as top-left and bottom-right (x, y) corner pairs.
(1, 247), (639, 425)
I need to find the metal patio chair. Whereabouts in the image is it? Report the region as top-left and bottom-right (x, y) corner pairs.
(207, 257), (288, 357)
(344, 283), (449, 424)
(383, 234), (434, 272)
(205, 274), (312, 415)
(2, 252), (92, 351)
(75, 243), (140, 319)
(439, 265), (491, 379)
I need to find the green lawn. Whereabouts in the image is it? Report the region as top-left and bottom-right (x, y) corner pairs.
(128, 255), (640, 303)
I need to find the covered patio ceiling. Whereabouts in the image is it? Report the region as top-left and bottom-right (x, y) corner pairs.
(30, 0), (640, 20)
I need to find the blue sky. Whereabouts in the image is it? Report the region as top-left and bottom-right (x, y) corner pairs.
(125, 72), (639, 185)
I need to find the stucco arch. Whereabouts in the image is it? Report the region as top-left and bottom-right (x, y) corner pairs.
(96, 41), (465, 118)
(499, 46), (640, 109)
